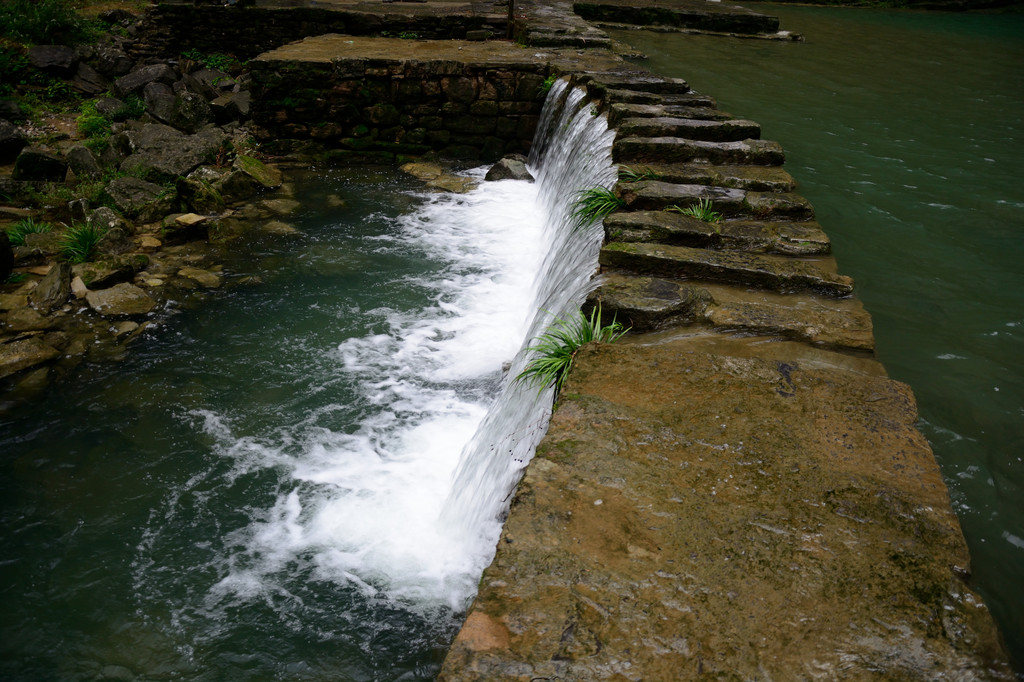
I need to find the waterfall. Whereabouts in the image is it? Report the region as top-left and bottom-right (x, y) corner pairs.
(439, 80), (617, 565)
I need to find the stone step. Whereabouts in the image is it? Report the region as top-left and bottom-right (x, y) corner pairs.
(608, 102), (733, 126)
(586, 73), (691, 95)
(599, 242), (854, 296)
(573, 1), (781, 35)
(617, 162), (796, 192)
(613, 136), (785, 166)
(604, 211), (831, 255)
(585, 273), (873, 351)
(616, 180), (814, 220)
(617, 116), (761, 142)
(603, 89), (715, 107)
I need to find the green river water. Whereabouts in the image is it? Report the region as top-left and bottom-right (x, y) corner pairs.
(612, 6), (1024, 667)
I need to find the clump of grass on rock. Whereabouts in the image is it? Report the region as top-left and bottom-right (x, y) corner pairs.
(571, 186), (625, 232)
(59, 222), (105, 264)
(515, 306), (628, 395)
(7, 217), (53, 245)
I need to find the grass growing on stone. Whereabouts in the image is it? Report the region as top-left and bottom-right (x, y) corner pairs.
(59, 222), (106, 263)
(515, 306), (628, 395)
(619, 165), (660, 183)
(669, 197), (723, 223)
(7, 217), (54, 245)
(571, 186), (624, 232)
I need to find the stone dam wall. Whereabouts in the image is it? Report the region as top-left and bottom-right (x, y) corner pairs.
(125, 0), (1016, 677)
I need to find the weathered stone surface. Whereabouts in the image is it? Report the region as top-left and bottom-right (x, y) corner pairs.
(0, 119), (28, 164)
(88, 206), (131, 233)
(28, 262), (71, 312)
(94, 96), (128, 119)
(72, 61), (108, 96)
(27, 45), (78, 77)
(120, 124), (227, 181)
(85, 282), (155, 317)
(231, 154), (281, 189)
(484, 154), (534, 182)
(66, 145), (102, 180)
(104, 176), (164, 218)
(614, 136), (785, 166)
(177, 266), (222, 288)
(440, 343), (1013, 680)
(176, 175), (225, 214)
(605, 211), (831, 255)
(12, 147), (68, 182)
(745, 190), (815, 219)
(0, 337), (60, 380)
(143, 81), (176, 122)
(5, 306), (53, 332)
(574, 0), (781, 34)
(169, 91), (214, 134)
(586, 273), (712, 331)
(73, 255), (146, 289)
(600, 242), (854, 296)
(209, 91), (251, 123)
(618, 116), (761, 142)
(617, 179), (746, 214)
(607, 102), (731, 127)
(0, 231), (12, 283)
(706, 298), (875, 351)
(93, 47), (134, 79)
(113, 63), (177, 98)
(161, 213), (209, 244)
(622, 162), (797, 192)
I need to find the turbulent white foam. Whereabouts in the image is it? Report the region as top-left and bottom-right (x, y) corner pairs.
(152, 81), (616, 622)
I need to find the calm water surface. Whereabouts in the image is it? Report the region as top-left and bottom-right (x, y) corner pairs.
(612, 7), (1024, 666)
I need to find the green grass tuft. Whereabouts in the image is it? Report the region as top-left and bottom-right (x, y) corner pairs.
(514, 306), (629, 395)
(7, 217), (53, 245)
(618, 165), (660, 183)
(571, 186), (625, 232)
(668, 197), (723, 223)
(59, 222), (106, 264)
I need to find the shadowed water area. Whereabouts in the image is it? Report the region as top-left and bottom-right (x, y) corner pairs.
(612, 7), (1024, 667)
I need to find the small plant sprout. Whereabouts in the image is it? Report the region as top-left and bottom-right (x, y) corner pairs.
(59, 222), (106, 264)
(618, 165), (660, 183)
(537, 74), (557, 96)
(668, 197), (723, 223)
(7, 217), (53, 246)
(571, 186), (625, 232)
(514, 305), (629, 395)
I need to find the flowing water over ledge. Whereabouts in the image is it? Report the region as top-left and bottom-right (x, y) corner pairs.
(611, 8), (1024, 665)
(0, 83), (614, 681)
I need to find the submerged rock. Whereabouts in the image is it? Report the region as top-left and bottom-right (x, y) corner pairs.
(0, 337), (60, 380)
(484, 154), (534, 182)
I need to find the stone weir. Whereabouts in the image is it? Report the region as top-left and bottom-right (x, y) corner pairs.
(242, 5), (1012, 678)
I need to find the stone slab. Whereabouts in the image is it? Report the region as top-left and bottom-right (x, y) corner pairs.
(600, 241), (854, 296)
(614, 135), (785, 166)
(439, 343), (1012, 680)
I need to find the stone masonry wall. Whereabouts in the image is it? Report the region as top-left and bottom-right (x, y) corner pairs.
(249, 52), (550, 161)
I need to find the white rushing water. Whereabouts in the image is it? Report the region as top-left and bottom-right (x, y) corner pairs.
(148, 81), (616, 627)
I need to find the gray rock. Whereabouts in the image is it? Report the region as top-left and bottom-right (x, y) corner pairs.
(169, 92), (214, 134)
(12, 147), (67, 182)
(29, 262), (71, 312)
(0, 98), (25, 121)
(88, 206), (131, 233)
(85, 282), (155, 317)
(0, 230), (12, 283)
(72, 62), (108, 96)
(143, 81), (176, 123)
(485, 154), (534, 182)
(73, 255), (147, 289)
(0, 119), (27, 164)
(231, 154), (281, 189)
(93, 47), (135, 79)
(119, 124), (227, 182)
(68, 197), (89, 222)
(66, 145), (102, 180)
(176, 175), (224, 213)
(191, 68), (235, 95)
(5, 306), (54, 332)
(94, 96), (127, 119)
(113, 63), (177, 98)
(0, 337), (60, 380)
(96, 227), (135, 256)
(104, 176), (165, 218)
(27, 45), (78, 77)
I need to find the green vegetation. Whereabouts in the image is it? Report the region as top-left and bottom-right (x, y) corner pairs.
(181, 48), (242, 73)
(59, 221), (105, 263)
(668, 197), (723, 223)
(537, 74), (557, 96)
(515, 306), (628, 395)
(571, 186), (625, 231)
(380, 30), (420, 39)
(618, 165), (660, 183)
(76, 99), (112, 138)
(5, 272), (28, 284)
(6, 217), (54, 245)
(0, 0), (98, 45)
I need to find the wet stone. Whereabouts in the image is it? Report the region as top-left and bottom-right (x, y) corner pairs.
(85, 282), (156, 317)
(586, 274), (712, 331)
(617, 116), (761, 142)
(0, 337), (60, 380)
(613, 136), (785, 166)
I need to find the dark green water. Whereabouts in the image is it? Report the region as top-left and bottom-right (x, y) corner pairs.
(612, 7), (1024, 666)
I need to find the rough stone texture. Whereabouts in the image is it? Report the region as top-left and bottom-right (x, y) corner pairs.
(600, 242), (854, 296)
(0, 119), (28, 164)
(85, 282), (156, 317)
(617, 180), (747, 214)
(120, 124), (227, 182)
(440, 343), (1013, 681)
(604, 212), (831, 255)
(0, 337), (60, 380)
(104, 176), (165, 218)
(485, 154), (534, 182)
(66, 145), (102, 180)
(617, 116), (761, 142)
(585, 274), (712, 331)
(574, 0), (781, 34)
(12, 147), (68, 182)
(169, 91), (214, 134)
(614, 136), (785, 166)
(113, 63), (177, 98)
(73, 256), (145, 289)
(28, 262), (71, 313)
(27, 45), (78, 77)
(0, 231), (12, 284)
(232, 154), (281, 189)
